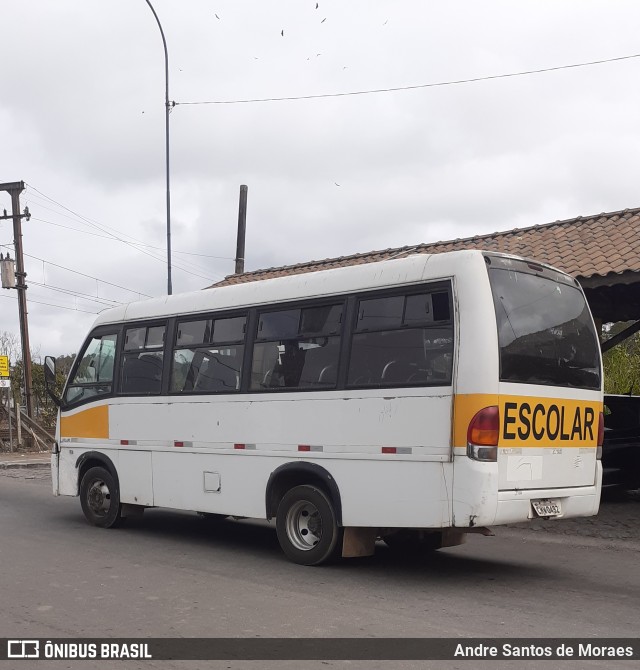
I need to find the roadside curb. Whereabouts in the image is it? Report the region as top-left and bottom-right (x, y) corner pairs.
(0, 462), (50, 470)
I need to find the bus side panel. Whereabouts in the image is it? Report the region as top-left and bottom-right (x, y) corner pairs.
(150, 452), (453, 528)
(450, 255), (501, 524)
(106, 392), (452, 455)
(336, 460), (453, 528)
(451, 453), (499, 527)
(119, 450), (154, 506)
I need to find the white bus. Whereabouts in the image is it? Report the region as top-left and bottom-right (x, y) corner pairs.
(45, 250), (604, 565)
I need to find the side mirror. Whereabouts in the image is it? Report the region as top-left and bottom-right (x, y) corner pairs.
(44, 355), (62, 408)
(44, 356), (56, 384)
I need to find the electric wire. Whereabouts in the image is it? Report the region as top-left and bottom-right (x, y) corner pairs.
(30, 216), (224, 279)
(0, 293), (100, 315)
(30, 217), (232, 260)
(0, 243), (152, 299)
(175, 52), (640, 105)
(24, 190), (234, 260)
(29, 280), (124, 308)
(25, 184), (224, 280)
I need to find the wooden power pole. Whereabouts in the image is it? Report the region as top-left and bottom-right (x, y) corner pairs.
(0, 181), (34, 419)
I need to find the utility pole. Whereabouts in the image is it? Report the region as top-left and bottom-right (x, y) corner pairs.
(235, 185), (248, 275)
(0, 181), (34, 419)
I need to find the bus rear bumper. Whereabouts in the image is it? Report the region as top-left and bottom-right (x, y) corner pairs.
(494, 482), (601, 525)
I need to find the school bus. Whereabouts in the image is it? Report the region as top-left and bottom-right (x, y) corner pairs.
(45, 250), (603, 564)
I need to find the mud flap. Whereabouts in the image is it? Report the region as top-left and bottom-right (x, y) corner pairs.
(121, 504), (145, 519)
(342, 527), (377, 558)
(440, 529), (467, 547)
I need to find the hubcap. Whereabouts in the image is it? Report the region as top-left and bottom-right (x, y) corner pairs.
(286, 500), (322, 551)
(87, 479), (111, 517)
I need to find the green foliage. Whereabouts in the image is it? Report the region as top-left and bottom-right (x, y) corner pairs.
(7, 354), (75, 431)
(602, 323), (640, 395)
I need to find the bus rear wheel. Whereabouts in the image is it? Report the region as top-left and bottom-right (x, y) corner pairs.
(80, 466), (123, 528)
(276, 485), (342, 566)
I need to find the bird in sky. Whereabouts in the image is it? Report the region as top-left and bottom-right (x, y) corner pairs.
(215, 13), (220, 19)
(281, 29), (284, 36)
(321, 18), (326, 23)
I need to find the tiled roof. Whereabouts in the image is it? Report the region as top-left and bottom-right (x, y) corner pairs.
(212, 207), (640, 287)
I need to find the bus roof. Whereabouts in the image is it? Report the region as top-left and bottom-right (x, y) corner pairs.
(91, 249), (563, 327)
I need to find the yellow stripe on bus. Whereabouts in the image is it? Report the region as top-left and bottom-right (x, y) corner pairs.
(453, 394), (602, 448)
(60, 405), (109, 439)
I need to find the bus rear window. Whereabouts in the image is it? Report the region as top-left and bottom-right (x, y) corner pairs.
(488, 268), (601, 390)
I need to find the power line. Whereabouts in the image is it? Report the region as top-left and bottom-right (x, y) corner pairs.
(26, 253), (152, 298)
(25, 184), (223, 280)
(25, 190), (234, 260)
(175, 52), (640, 105)
(30, 217), (233, 261)
(29, 280), (124, 307)
(0, 293), (100, 315)
(0, 243), (152, 299)
(26, 183), (154, 248)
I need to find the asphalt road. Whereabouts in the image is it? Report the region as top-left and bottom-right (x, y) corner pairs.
(1, 470), (639, 670)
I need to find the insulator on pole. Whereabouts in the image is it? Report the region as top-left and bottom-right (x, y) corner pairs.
(1, 254), (16, 289)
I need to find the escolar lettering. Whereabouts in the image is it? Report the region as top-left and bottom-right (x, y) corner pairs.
(503, 402), (594, 443)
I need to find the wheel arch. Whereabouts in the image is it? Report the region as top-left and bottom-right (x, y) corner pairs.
(265, 462), (343, 525)
(76, 451), (120, 494)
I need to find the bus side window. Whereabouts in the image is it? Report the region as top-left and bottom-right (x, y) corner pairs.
(64, 333), (118, 405)
(347, 291), (453, 388)
(120, 325), (166, 395)
(250, 304), (343, 391)
(171, 315), (246, 394)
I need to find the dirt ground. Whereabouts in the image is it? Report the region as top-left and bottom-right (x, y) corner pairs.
(507, 489), (640, 545)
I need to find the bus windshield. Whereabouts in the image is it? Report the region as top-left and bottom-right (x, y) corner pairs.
(488, 266), (601, 390)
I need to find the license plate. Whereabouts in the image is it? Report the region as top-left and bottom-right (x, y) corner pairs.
(531, 499), (562, 517)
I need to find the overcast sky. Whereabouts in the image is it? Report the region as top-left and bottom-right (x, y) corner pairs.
(1, 0), (640, 359)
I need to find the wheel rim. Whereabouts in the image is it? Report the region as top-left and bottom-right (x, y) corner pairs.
(285, 500), (322, 551)
(86, 478), (111, 517)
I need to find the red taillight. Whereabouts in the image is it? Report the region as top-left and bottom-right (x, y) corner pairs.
(467, 406), (499, 462)
(467, 406), (500, 446)
(597, 411), (604, 447)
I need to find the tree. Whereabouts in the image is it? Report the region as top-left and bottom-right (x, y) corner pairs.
(602, 322), (640, 395)
(6, 351), (75, 430)
(0, 331), (19, 362)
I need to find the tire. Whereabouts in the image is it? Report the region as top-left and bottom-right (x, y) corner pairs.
(276, 485), (342, 566)
(383, 530), (443, 555)
(79, 466), (123, 528)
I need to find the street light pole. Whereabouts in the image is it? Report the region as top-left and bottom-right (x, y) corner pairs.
(144, 0), (173, 295)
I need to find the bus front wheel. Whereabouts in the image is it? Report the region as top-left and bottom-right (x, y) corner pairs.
(80, 466), (123, 528)
(276, 485), (342, 566)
